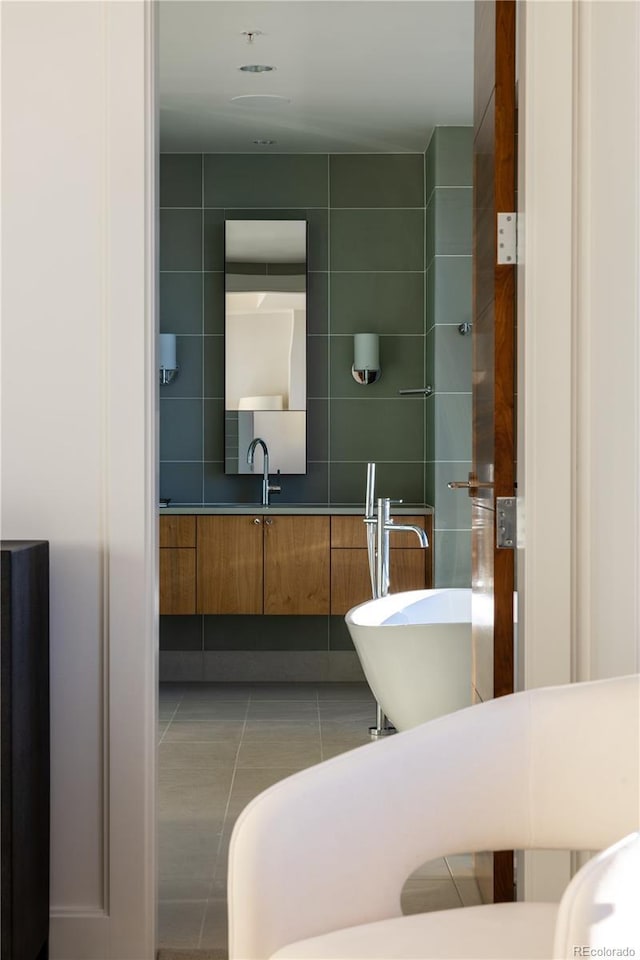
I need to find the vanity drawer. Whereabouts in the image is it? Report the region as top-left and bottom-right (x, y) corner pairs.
(331, 515), (429, 550)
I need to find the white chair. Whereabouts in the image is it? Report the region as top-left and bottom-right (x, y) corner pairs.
(228, 675), (640, 959)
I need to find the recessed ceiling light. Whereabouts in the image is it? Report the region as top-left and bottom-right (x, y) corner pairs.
(253, 139), (276, 146)
(239, 64), (275, 73)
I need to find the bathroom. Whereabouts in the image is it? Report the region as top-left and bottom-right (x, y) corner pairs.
(157, 1), (474, 953)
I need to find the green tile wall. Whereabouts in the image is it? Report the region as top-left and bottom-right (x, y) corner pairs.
(159, 152), (427, 508)
(158, 143), (473, 669)
(424, 128), (474, 587)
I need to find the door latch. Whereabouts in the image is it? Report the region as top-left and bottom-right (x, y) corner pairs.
(496, 497), (516, 549)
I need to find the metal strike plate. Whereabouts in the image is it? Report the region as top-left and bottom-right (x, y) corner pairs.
(496, 497), (516, 549)
(497, 212), (517, 264)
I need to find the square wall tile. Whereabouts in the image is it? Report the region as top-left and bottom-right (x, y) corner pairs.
(160, 615), (203, 652)
(425, 460), (436, 506)
(426, 326), (435, 388)
(160, 398), (203, 461)
(330, 399), (424, 462)
(425, 130), (437, 203)
(307, 336), (329, 398)
(203, 399), (224, 461)
(203, 650), (330, 683)
(329, 616), (355, 651)
(329, 335), (425, 399)
(307, 272), (328, 334)
(434, 188), (473, 256)
(203, 209), (225, 272)
(276, 461), (329, 504)
(433, 324), (472, 393)
(426, 394), (435, 462)
(203, 336), (224, 397)
(159, 651), (204, 682)
(329, 154), (424, 208)
(204, 615), (328, 651)
(160, 210), (202, 271)
(433, 127), (473, 187)
(204, 155), (328, 208)
(203, 464), (263, 504)
(426, 262), (435, 331)
(160, 154), (203, 208)
(425, 196), (436, 264)
(159, 462), (203, 505)
(330, 272), (425, 335)
(433, 393), (472, 461)
(330, 210), (424, 272)
(433, 461), (472, 530)
(307, 399), (328, 461)
(434, 530), (471, 587)
(329, 461), (425, 505)
(434, 256), (472, 326)
(204, 273), (225, 334)
(159, 336), (202, 398)
(160, 273), (202, 334)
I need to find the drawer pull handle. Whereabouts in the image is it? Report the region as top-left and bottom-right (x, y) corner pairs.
(253, 518), (261, 525)
(265, 518), (273, 526)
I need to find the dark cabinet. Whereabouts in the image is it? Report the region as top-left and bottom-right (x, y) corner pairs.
(1, 540), (50, 960)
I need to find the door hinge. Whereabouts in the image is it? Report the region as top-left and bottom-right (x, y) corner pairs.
(497, 212), (517, 265)
(496, 497), (516, 549)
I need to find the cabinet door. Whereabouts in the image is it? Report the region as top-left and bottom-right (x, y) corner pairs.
(331, 548), (428, 616)
(330, 549), (373, 615)
(264, 516), (330, 615)
(160, 549), (196, 615)
(197, 516), (263, 614)
(160, 515), (196, 548)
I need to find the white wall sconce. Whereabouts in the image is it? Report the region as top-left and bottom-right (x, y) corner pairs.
(159, 333), (179, 385)
(352, 333), (381, 385)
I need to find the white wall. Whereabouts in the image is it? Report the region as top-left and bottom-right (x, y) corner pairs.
(1, 3), (156, 957)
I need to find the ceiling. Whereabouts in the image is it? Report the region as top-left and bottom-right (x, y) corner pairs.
(159, 1), (474, 154)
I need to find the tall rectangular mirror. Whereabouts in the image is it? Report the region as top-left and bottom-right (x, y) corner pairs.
(224, 219), (307, 475)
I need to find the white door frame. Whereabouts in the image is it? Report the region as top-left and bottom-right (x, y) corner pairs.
(517, 0), (640, 900)
(1, 2), (157, 956)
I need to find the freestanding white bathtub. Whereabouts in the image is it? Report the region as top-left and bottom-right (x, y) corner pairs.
(345, 588), (472, 732)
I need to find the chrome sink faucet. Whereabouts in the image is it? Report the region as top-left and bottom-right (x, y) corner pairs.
(247, 437), (281, 507)
(375, 497), (429, 599)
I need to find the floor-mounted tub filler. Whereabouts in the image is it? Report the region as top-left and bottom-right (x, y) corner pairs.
(345, 588), (472, 732)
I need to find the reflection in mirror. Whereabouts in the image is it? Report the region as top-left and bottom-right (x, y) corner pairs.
(224, 220), (307, 475)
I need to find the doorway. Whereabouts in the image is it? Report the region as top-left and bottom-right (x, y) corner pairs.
(156, 1), (479, 952)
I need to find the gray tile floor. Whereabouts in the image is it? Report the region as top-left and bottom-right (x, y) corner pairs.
(158, 681), (480, 953)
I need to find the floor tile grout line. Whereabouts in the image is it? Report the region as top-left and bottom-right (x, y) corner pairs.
(198, 695), (251, 949)
(158, 700), (182, 746)
(159, 682), (374, 951)
(316, 690), (324, 762)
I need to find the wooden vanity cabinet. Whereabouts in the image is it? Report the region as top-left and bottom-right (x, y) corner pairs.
(264, 516), (330, 614)
(196, 514), (330, 615)
(160, 516), (196, 614)
(330, 515), (433, 615)
(197, 515), (263, 614)
(161, 511), (431, 617)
